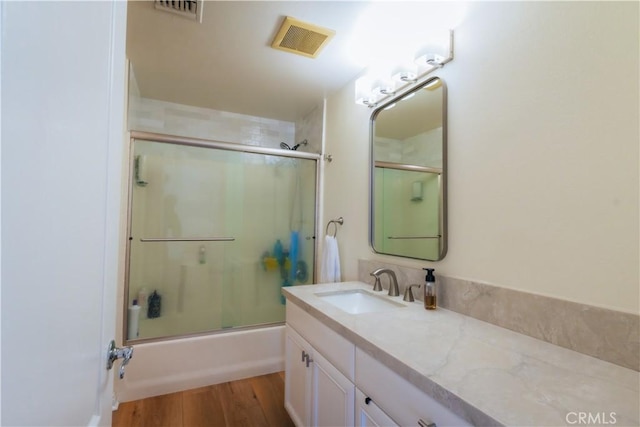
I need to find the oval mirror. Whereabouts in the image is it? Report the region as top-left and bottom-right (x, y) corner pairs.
(369, 77), (447, 261)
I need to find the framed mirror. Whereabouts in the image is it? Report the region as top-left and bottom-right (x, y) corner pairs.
(369, 76), (447, 261)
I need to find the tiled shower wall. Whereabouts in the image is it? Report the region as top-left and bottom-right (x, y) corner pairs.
(128, 95), (296, 150)
(375, 127), (442, 167)
(128, 62), (324, 153)
(295, 102), (324, 154)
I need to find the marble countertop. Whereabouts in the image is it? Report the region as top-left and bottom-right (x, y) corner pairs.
(282, 281), (639, 427)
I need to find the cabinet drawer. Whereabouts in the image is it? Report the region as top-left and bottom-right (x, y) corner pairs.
(286, 302), (355, 381)
(356, 348), (470, 427)
(355, 387), (398, 427)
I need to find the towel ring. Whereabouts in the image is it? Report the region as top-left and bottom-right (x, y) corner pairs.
(325, 217), (344, 237)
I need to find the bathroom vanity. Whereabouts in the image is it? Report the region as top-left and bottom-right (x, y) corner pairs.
(285, 297), (466, 427)
(283, 282), (639, 426)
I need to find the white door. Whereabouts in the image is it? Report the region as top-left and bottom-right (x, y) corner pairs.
(1, 1), (127, 426)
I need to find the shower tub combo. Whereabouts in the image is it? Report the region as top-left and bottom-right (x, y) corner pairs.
(118, 132), (319, 402)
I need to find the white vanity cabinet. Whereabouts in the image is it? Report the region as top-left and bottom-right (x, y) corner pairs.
(356, 349), (470, 427)
(285, 303), (356, 427)
(285, 300), (470, 427)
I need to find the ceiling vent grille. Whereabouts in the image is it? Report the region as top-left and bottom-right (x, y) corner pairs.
(154, 0), (203, 22)
(271, 17), (335, 59)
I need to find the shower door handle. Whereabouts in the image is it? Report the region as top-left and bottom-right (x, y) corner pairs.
(107, 340), (134, 379)
(139, 237), (235, 242)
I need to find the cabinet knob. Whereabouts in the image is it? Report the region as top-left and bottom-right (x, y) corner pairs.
(365, 397), (372, 405)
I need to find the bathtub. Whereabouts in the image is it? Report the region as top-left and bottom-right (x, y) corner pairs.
(114, 325), (285, 403)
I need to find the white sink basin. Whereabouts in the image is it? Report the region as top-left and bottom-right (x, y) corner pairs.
(314, 289), (405, 314)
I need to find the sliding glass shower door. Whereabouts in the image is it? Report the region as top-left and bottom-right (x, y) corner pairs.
(373, 166), (441, 260)
(126, 138), (317, 342)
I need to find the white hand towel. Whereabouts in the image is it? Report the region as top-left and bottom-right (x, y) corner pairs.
(321, 235), (341, 283)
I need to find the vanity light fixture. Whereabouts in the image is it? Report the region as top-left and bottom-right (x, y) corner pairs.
(356, 96), (377, 107)
(392, 70), (417, 84)
(415, 53), (446, 68)
(372, 84), (395, 97)
(355, 29), (454, 108)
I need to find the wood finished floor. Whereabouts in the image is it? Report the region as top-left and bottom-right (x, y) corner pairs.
(113, 372), (294, 427)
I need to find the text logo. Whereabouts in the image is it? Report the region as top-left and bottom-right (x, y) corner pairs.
(566, 412), (617, 425)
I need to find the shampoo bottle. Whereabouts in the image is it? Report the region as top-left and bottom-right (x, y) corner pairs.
(423, 268), (437, 310)
(127, 299), (141, 340)
(137, 287), (148, 319)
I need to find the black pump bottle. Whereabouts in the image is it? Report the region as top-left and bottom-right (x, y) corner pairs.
(423, 268), (436, 310)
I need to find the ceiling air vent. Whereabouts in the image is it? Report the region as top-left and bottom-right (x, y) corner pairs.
(271, 17), (335, 59)
(154, 0), (203, 23)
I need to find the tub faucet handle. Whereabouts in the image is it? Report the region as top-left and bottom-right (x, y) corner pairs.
(107, 340), (134, 379)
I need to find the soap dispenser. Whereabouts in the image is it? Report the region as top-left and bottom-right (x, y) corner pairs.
(423, 268), (437, 310)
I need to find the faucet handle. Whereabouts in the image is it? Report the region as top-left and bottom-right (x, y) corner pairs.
(370, 275), (383, 292)
(403, 284), (421, 302)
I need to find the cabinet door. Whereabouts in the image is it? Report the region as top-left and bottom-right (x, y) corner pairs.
(355, 388), (398, 427)
(311, 350), (355, 427)
(285, 326), (312, 427)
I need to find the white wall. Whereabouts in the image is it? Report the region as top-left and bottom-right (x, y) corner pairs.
(324, 1), (639, 313)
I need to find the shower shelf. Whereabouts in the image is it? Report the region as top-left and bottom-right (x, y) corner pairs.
(139, 237), (235, 242)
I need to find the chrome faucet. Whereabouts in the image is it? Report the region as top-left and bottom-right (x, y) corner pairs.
(370, 268), (399, 297)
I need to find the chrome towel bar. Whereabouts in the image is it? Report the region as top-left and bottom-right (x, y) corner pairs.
(139, 237), (235, 242)
(387, 235), (441, 240)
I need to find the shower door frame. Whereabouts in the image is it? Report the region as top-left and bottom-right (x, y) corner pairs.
(123, 131), (321, 344)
